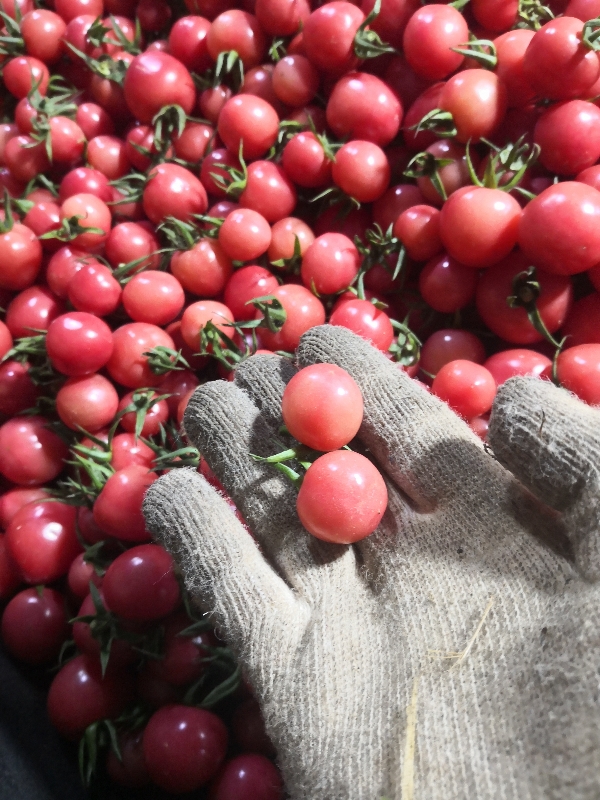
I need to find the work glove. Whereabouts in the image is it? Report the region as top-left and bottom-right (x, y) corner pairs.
(143, 324), (600, 800)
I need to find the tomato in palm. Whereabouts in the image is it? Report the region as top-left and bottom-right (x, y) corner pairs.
(439, 70), (507, 143)
(217, 94), (279, 160)
(518, 182), (600, 275)
(123, 51), (196, 123)
(439, 187), (521, 268)
(556, 344), (600, 406)
(432, 360), (497, 420)
(0, 416), (68, 485)
(47, 654), (133, 739)
(282, 364), (363, 451)
(301, 233), (361, 296)
(143, 163), (208, 224)
(302, 2), (364, 74)
(102, 544), (180, 622)
(329, 299), (394, 351)
(1, 587), (69, 665)
(402, 4), (468, 81)
(46, 311), (114, 376)
(484, 349), (552, 385)
(297, 451), (388, 543)
(5, 500), (80, 583)
(143, 705), (228, 792)
(93, 465), (159, 541)
(209, 754), (284, 800)
(107, 322), (175, 389)
(255, 284), (325, 351)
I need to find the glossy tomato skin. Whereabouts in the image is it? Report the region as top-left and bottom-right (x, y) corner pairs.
(326, 72), (402, 147)
(143, 610), (213, 686)
(56, 374), (119, 432)
(256, 284), (325, 351)
(432, 360), (497, 420)
(102, 544), (180, 621)
(180, 299), (234, 351)
(122, 271), (185, 326)
(143, 163), (208, 224)
(47, 654), (134, 740)
(123, 51), (196, 122)
(0, 487), (48, 530)
(282, 364), (364, 451)
(217, 94), (279, 160)
(5, 285), (63, 338)
(419, 253), (478, 313)
(0, 360), (39, 416)
(143, 705), (228, 793)
(93, 465), (159, 541)
(484, 349), (552, 385)
(534, 100), (600, 176)
(0, 534), (22, 601)
(402, 4), (468, 80)
(218, 208), (272, 261)
(107, 323), (175, 389)
(0, 416), (68, 485)
(301, 233), (361, 296)
(518, 182), (600, 275)
(60, 193), (111, 251)
(208, 754), (284, 800)
(5, 501), (81, 584)
(329, 299), (394, 351)
(0, 222), (43, 291)
(420, 330), (486, 377)
(297, 451), (388, 543)
(556, 344), (600, 405)
(302, 1), (364, 74)
(46, 311), (114, 376)
(224, 265), (279, 320)
(561, 293), (600, 346)
(1, 587), (69, 665)
(439, 69), (507, 143)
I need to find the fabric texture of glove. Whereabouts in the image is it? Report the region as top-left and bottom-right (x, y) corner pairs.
(143, 324), (600, 800)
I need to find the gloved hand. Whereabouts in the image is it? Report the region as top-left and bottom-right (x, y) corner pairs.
(143, 325), (600, 800)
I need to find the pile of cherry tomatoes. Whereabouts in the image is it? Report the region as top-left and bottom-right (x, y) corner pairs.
(0, 0), (599, 795)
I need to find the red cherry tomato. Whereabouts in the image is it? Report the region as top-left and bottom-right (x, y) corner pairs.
(46, 311), (114, 376)
(556, 344), (600, 406)
(484, 349), (552, 385)
(329, 299), (394, 351)
(1, 587), (69, 664)
(301, 232), (361, 296)
(403, 4), (468, 80)
(0, 416), (68, 485)
(209, 754), (284, 800)
(255, 284), (325, 351)
(107, 322), (175, 389)
(420, 330), (486, 377)
(432, 360), (496, 420)
(123, 51), (196, 123)
(93, 465), (159, 541)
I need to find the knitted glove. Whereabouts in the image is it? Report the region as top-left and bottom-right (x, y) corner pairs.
(143, 325), (600, 800)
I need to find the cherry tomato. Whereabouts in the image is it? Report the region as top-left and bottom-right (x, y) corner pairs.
(106, 730), (150, 788)
(239, 161), (297, 223)
(218, 208), (272, 261)
(46, 311), (114, 376)
(419, 253), (478, 312)
(332, 140), (390, 203)
(107, 322), (175, 388)
(122, 271), (185, 326)
(0, 416), (68, 485)
(20, 9), (67, 64)
(56, 373), (119, 432)
(217, 94), (279, 160)
(143, 163), (208, 224)
(432, 360), (497, 420)
(123, 51), (196, 123)
(209, 754), (284, 800)
(256, 284), (325, 351)
(67, 261), (123, 316)
(484, 349), (552, 385)
(1, 587), (69, 665)
(556, 344), (600, 405)
(60, 192), (111, 251)
(393, 205), (442, 262)
(439, 69), (507, 144)
(207, 10), (266, 69)
(0, 534), (22, 601)
(255, 0), (310, 35)
(5, 285), (63, 338)
(297, 450), (388, 543)
(562, 293), (600, 346)
(180, 299), (234, 351)
(301, 232), (361, 296)
(118, 390), (169, 437)
(302, 1), (364, 75)
(223, 265), (279, 320)
(0, 221), (43, 291)
(0, 360), (39, 416)
(402, 4), (468, 80)
(168, 15), (212, 72)
(534, 100), (600, 176)
(329, 298), (394, 351)
(282, 132), (333, 188)
(93, 465), (159, 541)
(420, 330), (486, 377)
(231, 698), (275, 756)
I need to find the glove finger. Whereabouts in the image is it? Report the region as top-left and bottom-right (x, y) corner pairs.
(296, 325), (484, 510)
(142, 468), (301, 646)
(182, 378), (352, 590)
(234, 352), (297, 427)
(488, 376), (600, 580)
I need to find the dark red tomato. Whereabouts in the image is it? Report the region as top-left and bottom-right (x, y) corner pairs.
(217, 94), (279, 160)
(198, 84), (232, 124)
(3, 56), (49, 98)
(143, 163), (208, 224)
(93, 465), (158, 541)
(432, 360), (497, 420)
(0, 360), (39, 416)
(223, 265), (279, 320)
(255, 0), (310, 36)
(523, 17), (600, 101)
(0, 222), (43, 291)
(45, 245), (88, 298)
(0, 486), (48, 529)
(566, 0), (600, 18)
(144, 611), (213, 686)
(173, 121), (213, 162)
(106, 730), (151, 788)
(416, 140), (478, 207)
(110, 432), (156, 471)
(4, 134), (50, 183)
(122, 272), (185, 326)
(302, 2), (364, 74)
(272, 54), (318, 107)
(231, 698), (275, 756)
(562, 293), (600, 346)
(137, 0), (172, 32)
(56, 374), (119, 432)
(519, 182), (600, 275)
(576, 165), (600, 193)
(180, 299), (234, 351)
(5, 285), (63, 338)
(0, 534), (22, 600)
(102, 544), (180, 622)
(419, 253), (478, 313)
(137, 667), (184, 710)
(67, 261), (123, 316)
(537, 99), (600, 176)
(495, 30), (536, 109)
(47, 654), (133, 739)
(556, 344), (600, 405)
(472, 0), (517, 30)
(332, 140), (390, 203)
(268, 216), (314, 264)
(46, 311), (113, 376)
(105, 220), (160, 271)
(125, 124), (163, 171)
(199, 146), (241, 197)
(402, 4), (468, 80)
(282, 363), (363, 450)
(76, 101), (115, 139)
(393, 205), (442, 262)
(218, 208), (272, 261)
(439, 186), (521, 268)
(123, 51), (196, 123)
(107, 323), (175, 389)
(372, 183), (424, 231)
(47, 116), (85, 164)
(314, 203), (372, 241)
(159, 369), (199, 418)
(439, 70), (508, 143)
(1, 587), (69, 665)
(118, 390), (169, 437)
(484, 349), (552, 385)
(67, 552), (101, 599)
(476, 252), (573, 344)
(256, 284), (325, 351)
(168, 16), (211, 72)
(60, 193), (111, 251)
(329, 298), (394, 351)
(207, 10), (266, 69)
(143, 705), (228, 792)
(209, 754), (284, 800)
(325, 71), (402, 147)
(54, 0), (103, 22)
(0, 417), (68, 486)
(297, 450), (388, 543)
(301, 233), (360, 296)
(239, 161), (297, 223)
(420, 330), (486, 377)
(5, 500), (80, 583)
(281, 131), (332, 188)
